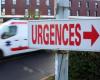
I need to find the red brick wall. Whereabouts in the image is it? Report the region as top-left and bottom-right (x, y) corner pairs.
(70, 0), (100, 16)
(4, 0), (55, 16)
(3, 0), (100, 16)
(50, 0), (54, 15)
(29, 0), (36, 14)
(70, 0), (78, 16)
(79, 0), (87, 16)
(16, 0), (25, 15)
(5, 0), (12, 15)
(40, 0), (48, 15)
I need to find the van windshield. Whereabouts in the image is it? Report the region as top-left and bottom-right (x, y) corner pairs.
(1, 26), (17, 39)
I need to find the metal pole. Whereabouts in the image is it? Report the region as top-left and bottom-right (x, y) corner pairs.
(55, 51), (69, 80)
(55, 0), (70, 80)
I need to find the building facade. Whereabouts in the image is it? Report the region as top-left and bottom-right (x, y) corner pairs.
(70, 0), (100, 16)
(0, 0), (55, 16)
(0, 0), (100, 17)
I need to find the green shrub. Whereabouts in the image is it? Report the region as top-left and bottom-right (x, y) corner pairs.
(69, 52), (100, 80)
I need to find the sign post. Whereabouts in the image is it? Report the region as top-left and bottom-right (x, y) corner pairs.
(56, 0), (69, 80)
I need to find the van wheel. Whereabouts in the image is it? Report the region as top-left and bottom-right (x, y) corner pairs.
(0, 50), (4, 58)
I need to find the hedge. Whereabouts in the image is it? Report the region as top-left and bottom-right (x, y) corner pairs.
(69, 52), (100, 80)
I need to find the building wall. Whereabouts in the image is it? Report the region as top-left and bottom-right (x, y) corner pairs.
(16, 0), (25, 15)
(1, 0), (100, 16)
(5, 0), (12, 15)
(1, 0), (55, 16)
(70, 0), (100, 16)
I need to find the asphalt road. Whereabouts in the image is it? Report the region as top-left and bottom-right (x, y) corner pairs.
(0, 50), (55, 80)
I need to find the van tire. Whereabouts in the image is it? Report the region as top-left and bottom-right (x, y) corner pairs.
(0, 50), (4, 58)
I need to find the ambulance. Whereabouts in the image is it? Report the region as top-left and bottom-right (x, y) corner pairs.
(0, 15), (55, 58)
(0, 19), (39, 58)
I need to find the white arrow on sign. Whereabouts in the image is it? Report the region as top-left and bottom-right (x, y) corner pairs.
(28, 19), (100, 52)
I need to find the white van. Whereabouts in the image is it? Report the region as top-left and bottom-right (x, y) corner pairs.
(0, 20), (38, 58)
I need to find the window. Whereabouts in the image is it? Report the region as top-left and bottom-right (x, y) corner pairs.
(25, 9), (28, 16)
(12, 8), (15, 15)
(46, 0), (50, 6)
(26, 0), (29, 5)
(2, 8), (5, 15)
(78, 1), (81, 7)
(35, 9), (39, 16)
(12, 0), (16, 5)
(95, 2), (98, 8)
(1, 0), (5, 4)
(87, 10), (90, 16)
(48, 9), (51, 16)
(86, 2), (89, 8)
(95, 11), (97, 16)
(36, 0), (40, 5)
(69, 1), (71, 7)
(76, 10), (80, 16)
(68, 10), (70, 16)
(1, 26), (17, 39)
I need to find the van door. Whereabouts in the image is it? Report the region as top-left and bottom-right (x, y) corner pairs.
(1, 25), (20, 56)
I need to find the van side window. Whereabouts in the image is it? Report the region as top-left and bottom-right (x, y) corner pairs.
(1, 26), (17, 39)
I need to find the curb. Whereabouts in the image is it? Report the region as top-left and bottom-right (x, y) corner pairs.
(40, 74), (54, 80)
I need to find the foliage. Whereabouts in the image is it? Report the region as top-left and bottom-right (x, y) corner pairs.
(45, 52), (100, 80)
(69, 52), (100, 80)
(24, 9), (40, 20)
